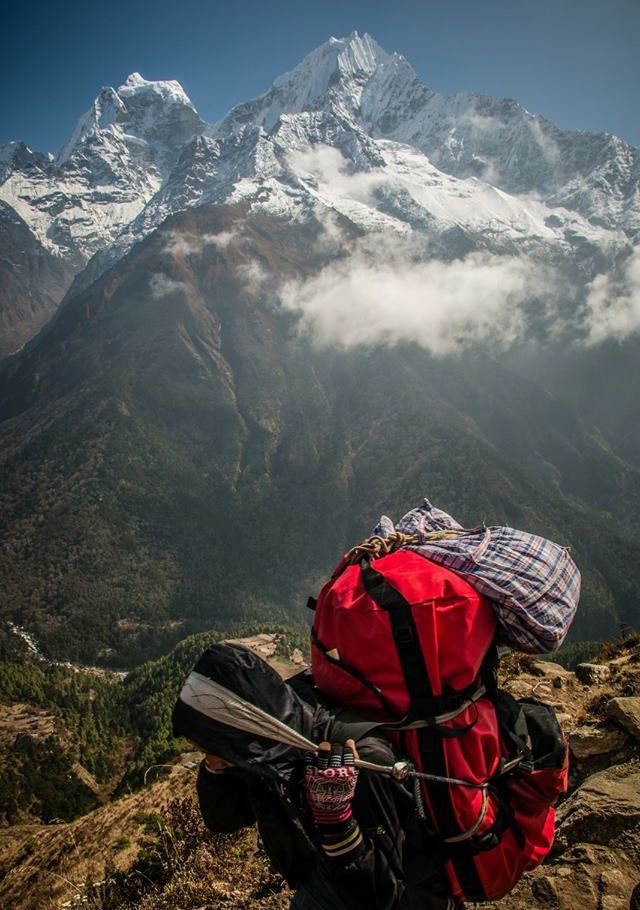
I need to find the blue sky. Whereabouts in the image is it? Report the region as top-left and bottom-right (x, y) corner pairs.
(2, 0), (638, 153)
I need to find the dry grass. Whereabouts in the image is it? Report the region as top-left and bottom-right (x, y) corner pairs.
(5, 635), (640, 910)
(499, 652), (540, 682)
(71, 797), (291, 910)
(601, 630), (640, 660)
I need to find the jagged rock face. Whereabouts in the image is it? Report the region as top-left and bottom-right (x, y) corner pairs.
(494, 644), (640, 910)
(0, 73), (204, 266)
(0, 141), (52, 184)
(57, 73), (203, 167)
(0, 203), (75, 356)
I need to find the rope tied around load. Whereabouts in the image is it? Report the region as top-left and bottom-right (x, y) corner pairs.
(342, 529), (466, 566)
(343, 532), (418, 564)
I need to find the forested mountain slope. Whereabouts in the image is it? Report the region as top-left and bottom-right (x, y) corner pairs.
(0, 204), (638, 663)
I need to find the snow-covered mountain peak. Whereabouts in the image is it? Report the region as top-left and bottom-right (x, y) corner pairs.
(116, 72), (198, 113)
(212, 31), (394, 137)
(57, 74), (202, 164)
(0, 74), (204, 266)
(292, 30), (389, 81)
(56, 86), (126, 163)
(120, 71), (146, 88)
(2, 30), (640, 327)
(277, 30), (388, 81)
(0, 141), (52, 183)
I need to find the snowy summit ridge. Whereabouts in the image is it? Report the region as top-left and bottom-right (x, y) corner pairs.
(248, 31), (389, 129)
(0, 31), (638, 305)
(58, 72), (201, 164)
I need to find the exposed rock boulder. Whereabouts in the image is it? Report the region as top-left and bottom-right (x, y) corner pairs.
(569, 724), (628, 760)
(531, 660), (573, 680)
(554, 761), (640, 848)
(607, 697), (640, 742)
(575, 663), (611, 685)
(495, 843), (639, 910)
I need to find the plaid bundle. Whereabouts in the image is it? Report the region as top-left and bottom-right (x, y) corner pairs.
(373, 499), (580, 654)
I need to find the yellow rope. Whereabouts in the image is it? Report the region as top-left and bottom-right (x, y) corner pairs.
(343, 528), (464, 564)
(419, 529), (465, 541)
(343, 532), (418, 564)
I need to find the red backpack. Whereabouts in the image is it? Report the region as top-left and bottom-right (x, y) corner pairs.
(310, 544), (569, 903)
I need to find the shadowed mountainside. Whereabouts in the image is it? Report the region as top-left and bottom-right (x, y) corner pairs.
(0, 203), (76, 357)
(0, 204), (639, 664)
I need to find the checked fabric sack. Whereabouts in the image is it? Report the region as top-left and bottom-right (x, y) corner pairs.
(379, 498), (581, 654)
(309, 540), (570, 903)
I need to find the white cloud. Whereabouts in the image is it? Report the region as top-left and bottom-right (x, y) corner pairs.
(163, 228), (242, 257)
(527, 118), (561, 168)
(278, 236), (547, 356)
(458, 109), (500, 136)
(582, 247), (640, 345)
(149, 273), (188, 298)
(312, 208), (351, 255)
(164, 233), (199, 257)
(288, 145), (390, 204)
(236, 259), (269, 297)
(202, 230), (241, 250)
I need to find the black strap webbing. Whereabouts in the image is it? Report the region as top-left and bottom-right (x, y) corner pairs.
(360, 561), (435, 721)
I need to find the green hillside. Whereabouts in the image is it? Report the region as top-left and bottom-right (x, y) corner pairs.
(0, 623), (307, 824)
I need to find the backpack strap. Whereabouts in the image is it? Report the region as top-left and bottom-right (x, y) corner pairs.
(359, 557), (492, 899)
(360, 559), (484, 730)
(328, 708), (385, 745)
(360, 558), (437, 722)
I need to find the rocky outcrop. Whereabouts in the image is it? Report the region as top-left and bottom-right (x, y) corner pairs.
(495, 640), (640, 910)
(608, 697), (640, 741)
(575, 662), (612, 685)
(555, 761), (640, 849)
(569, 724), (628, 760)
(2, 636), (640, 909)
(496, 842), (639, 910)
